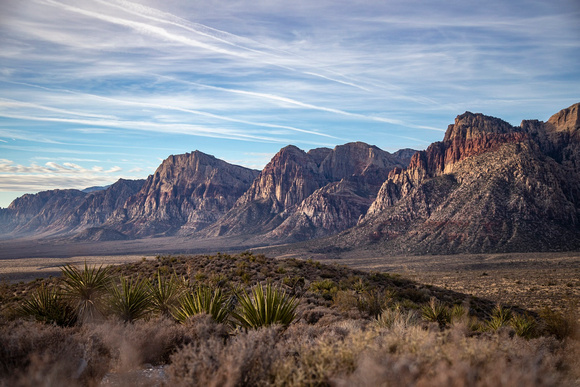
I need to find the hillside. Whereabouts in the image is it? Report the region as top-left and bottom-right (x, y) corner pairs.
(326, 103), (580, 254)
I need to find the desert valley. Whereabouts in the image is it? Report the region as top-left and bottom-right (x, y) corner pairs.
(1, 104), (579, 385)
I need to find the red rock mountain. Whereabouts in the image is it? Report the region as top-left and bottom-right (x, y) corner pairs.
(106, 151), (260, 237)
(204, 142), (413, 241)
(329, 103), (580, 254)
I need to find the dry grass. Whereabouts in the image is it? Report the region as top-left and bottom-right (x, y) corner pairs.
(0, 252), (578, 386)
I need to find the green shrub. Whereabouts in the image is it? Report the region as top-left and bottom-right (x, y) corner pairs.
(487, 305), (512, 331)
(421, 297), (451, 327)
(61, 262), (112, 323)
(233, 283), (298, 328)
(310, 279), (338, 300)
(18, 284), (77, 326)
(510, 313), (537, 339)
(173, 286), (231, 324)
(148, 270), (185, 317)
(108, 277), (152, 323)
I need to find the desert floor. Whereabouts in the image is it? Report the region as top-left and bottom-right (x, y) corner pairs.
(0, 236), (578, 313)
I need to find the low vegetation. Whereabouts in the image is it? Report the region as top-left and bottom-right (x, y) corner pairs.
(0, 252), (578, 386)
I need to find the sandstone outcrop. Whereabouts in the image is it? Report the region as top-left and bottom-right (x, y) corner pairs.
(108, 151), (260, 237)
(334, 103), (580, 254)
(206, 142), (413, 241)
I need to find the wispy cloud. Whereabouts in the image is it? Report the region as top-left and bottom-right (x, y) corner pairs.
(0, 159), (132, 192)
(0, 0), (577, 196)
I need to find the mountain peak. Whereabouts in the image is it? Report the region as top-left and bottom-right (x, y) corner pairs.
(546, 102), (580, 134)
(444, 112), (516, 142)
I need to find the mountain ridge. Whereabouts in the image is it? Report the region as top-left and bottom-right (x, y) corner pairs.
(1, 103), (579, 255)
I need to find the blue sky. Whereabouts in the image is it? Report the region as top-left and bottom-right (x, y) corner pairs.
(1, 0), (579, 208)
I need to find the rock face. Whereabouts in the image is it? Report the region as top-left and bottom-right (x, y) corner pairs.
(57, 179), (145, 232)
(0, 189), (88, 237)
(333, 103), (580, 254)
(205, 142), (413, 242)
(0, 179), (145, 239)
(107, 151), (260, 237)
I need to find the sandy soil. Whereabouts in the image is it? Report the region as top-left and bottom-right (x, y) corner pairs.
(1, 235), (578, 313)
(268, 249), (580, 313)
(0, 255), (152, 284)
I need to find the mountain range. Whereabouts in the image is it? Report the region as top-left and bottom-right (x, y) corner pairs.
(1, 103), (578, 255)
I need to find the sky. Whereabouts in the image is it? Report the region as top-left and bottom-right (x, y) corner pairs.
(0, 0), (579, 208)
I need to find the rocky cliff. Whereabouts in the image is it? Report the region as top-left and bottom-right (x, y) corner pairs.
(205, 142), (413, 241)
(107, 151), (260, 237)
(332, 103), (580, 254)
(0, 189), (88, 237)
(0, 179), (145, 239)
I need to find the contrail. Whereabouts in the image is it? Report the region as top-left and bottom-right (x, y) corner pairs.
(3, 80), (342, 140)
(41, 0), (250, 58)
(79, 0), (374, 92)
(162, 76), (444, 131)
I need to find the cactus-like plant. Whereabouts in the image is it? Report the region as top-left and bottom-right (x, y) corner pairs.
(233, 283), (298, 329)
(19, 284), (77, 326)
(108, 277), (152, 323)
(173, 285), (232, 324)
(61, 262), (112, 323)
(421, 297), (451, 327)
(148, 270), (186, 317)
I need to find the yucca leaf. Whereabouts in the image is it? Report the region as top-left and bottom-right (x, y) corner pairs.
(232, 283), (298, 329)
(60, 262), (112, 323)
(173, 285), (231, 324)
(108, 277), (152, 323)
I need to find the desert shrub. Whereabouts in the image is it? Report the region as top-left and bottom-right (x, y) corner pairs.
(233, 283), (298, 329)
(421, 297), (451, 328)
(357, 289), (389, 318)
(309, 279), (338, 300)
(510, 313), (537, 339)
(107, 277), (152, 323)
(86, 317), (184, 371)
(173, 285), (232, 324)
(61, 263), (112, 323)
(487, 304), (513, 331)
(282, 276), (305, 296)
(0, 320), (110, 386)
(18, 284), (77, 327)
(148, 270), (185, 317)
(539, 306), (579, 340)
(332, 290), (359, 312)
(167, 326), (280, 386)
(376, 305), (419, 330)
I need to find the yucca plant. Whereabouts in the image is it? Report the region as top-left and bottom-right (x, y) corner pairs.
(61, 262), (112, 323)
(148, 270), (186, 317)
(173, 285), (231, 324)
(421, 297), (451, 328)
(510, 313), (537, 339)
(19, 284), (77, 326)
(108, 277), (152, 323)
(487, 304), (513, 331)
(233, 283), (298, 329)
(376, 305), (418, 329)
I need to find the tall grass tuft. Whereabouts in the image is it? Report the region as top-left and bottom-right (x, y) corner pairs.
(108, 277), (152, 323)
(173, 285), (231, 324)
(148, 270), (185, 317)
(510, 313), (537, 339)
(487, 304), (513, 331)
(18, 284), (77, 327)
(233, 283), (298, 328)
(376, 305), (419, 329)
(61, 262), (112, 323)
(421, 297), (451, 328)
